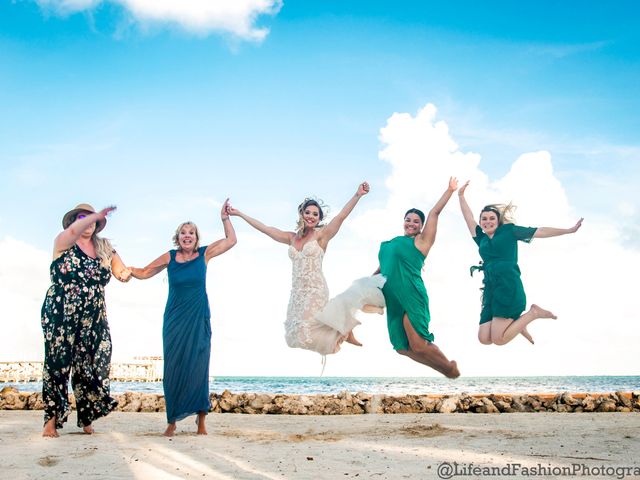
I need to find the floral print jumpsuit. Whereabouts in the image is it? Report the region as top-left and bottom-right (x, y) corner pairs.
(41, 244), (118, 428)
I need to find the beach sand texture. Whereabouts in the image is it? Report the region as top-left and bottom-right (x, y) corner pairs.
(2, 411), (639, 479)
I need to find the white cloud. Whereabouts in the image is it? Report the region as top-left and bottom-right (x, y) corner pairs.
(350, 103), (639, 376)
(36, 0), (282, 40)
(2, 103), (638, 378)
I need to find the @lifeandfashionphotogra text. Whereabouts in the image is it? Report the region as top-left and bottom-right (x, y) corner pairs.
(436, 462), (640, 479)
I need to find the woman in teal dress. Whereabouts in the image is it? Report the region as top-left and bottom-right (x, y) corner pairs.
(130, 200), (236, 437)
(41, 204), (132, 437)
(376, 178), (460, 379)
(458, 181), (583, 346)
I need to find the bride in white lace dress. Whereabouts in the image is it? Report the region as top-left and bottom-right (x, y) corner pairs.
(227, 182), (385, 355)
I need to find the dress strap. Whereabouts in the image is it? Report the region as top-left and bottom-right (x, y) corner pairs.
(169, 249), (176, 262)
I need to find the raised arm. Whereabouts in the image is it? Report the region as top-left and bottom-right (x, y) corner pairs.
(129, 252), (171, 280)
(205, 198), (238, 262)
(53, 206), (116, 258)
(458, 181), (478, 236)
(416, 177), (458, 253)
(533, 218), (583, 239)
(317, 181), (369, 248)
(227, 204), (294, 245)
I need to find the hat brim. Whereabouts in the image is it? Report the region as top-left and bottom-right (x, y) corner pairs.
(62, 208), (106, 233)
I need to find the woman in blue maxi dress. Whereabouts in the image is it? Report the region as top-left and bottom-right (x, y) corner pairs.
(130, 200), (236, 436)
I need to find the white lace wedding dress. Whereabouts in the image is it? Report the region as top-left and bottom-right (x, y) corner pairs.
(285, 239), (386, 355)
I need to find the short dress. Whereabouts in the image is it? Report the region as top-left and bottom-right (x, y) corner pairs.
(378, 235), (433, 350)
(473, 223), (537, 324)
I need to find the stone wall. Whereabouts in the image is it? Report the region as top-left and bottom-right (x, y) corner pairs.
(2, 387), (638, 414)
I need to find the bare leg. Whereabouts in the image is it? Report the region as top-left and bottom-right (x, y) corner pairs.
(480, 322), (533, 345)
(478, 323), (492, 345)
(163, 422), (177, 437)
(362, 304), (384, 315)
(399, 314), (460, 378)
(345, 330), (362, 347)
(520, 327), (534, 344)
(491, 304), (556, 345)
(196, 412), (207, 435)
(42, 417), (59, 438)
(82, 424), (94, 434)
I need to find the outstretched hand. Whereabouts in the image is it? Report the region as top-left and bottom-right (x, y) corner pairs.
(98, 206), (117, 220)
(569, 218), (584, 233)
(458, 180), (470, 196)
(448, 176), (459, 192)
(357, 181), (370, 197)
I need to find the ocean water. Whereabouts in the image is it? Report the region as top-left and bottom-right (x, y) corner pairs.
(3, 376), (639, 395)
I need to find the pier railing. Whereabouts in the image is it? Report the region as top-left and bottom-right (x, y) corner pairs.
(0, 357), (163, 383)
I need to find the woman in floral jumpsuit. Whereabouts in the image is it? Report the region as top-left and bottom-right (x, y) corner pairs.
(41, 204), (131, 437)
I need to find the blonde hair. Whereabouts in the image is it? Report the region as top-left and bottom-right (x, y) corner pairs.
(172, 221), (201, 251)
(481, 202), (517, 226)
(93, 236), (114, 269)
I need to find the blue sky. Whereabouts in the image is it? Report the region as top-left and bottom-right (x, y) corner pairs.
(1, 1), (638, 376)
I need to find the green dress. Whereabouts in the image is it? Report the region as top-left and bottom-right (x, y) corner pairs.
(378, 235), (434, 350)
(473, 223), (537, 324)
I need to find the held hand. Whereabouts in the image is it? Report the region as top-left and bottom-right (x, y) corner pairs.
(448, 176), (459, 192)
(458, 180), (470, 196)
(226, 204), (240, 217)
(119, 268), (132, 282)
(221, 198), (231, 220)
(357, 181), (370, 197)
(569, 218), (584, 234)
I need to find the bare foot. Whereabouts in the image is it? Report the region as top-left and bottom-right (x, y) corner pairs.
(446, 360), (460, 379)
(530, 304), (557, 320)
(196, 414), (208, 435)
(345, 331), (363, 347)
(362, 304), (384, 315)
(82, 425), (94, 434)
(163, 423), (176, 437)
(42, 417), (59, 438)
(520, 327), (535, 345)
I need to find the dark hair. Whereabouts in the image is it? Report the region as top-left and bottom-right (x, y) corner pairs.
(481, 206), (501, 222)
(299, 199), (324, 221)
(404, 208), (425, 224)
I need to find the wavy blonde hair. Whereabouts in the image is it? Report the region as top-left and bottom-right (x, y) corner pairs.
(172, 222), (201, 251)
(93, 236), (115, 269)
(481, 202), (517, 226)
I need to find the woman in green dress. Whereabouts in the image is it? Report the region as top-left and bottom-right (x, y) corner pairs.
(376, 177), (460, 379)
(458, 181), (583, 346)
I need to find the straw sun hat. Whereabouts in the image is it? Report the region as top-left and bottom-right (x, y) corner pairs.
(62, 203), (106, 233)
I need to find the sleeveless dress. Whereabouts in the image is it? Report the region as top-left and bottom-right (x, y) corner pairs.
(473, 223), (537, 324)
(378, 235), (434, 350)
(163, 246), (212, 423)
(40, 244), (118, 428)
(285, 239), (385, 355)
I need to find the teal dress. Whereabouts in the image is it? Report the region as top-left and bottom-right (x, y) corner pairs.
(378, 236), (434, 350)
(163, 246), (211, 423)
(473, 223), (537, 324)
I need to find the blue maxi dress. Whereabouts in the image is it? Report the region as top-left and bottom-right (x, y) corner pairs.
(163, 246), (212, 423)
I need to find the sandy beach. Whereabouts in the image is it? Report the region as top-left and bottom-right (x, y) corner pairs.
(2, 411), (639, 479)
